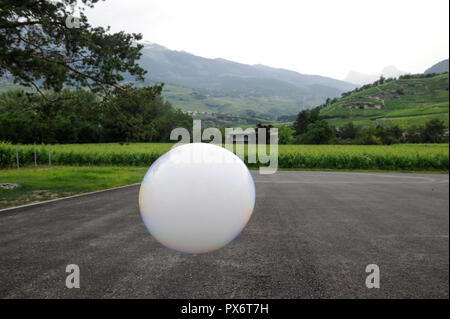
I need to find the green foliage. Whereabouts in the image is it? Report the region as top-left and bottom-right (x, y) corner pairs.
(339, 122), (361, 140)
(335, 120), (447, 145)
(296, 120), (334, 144)
(373, 125), (401, 145)
(357, 126), (380, 145)
(0, 87), (193, 143)
(277, 125), (294, 145)
(421, 119), (447, 143)
(294, 110), (309, 135)
(292, 108), (333, 144)
(0, 0), (145, 93)
(293, 108), (320, 136)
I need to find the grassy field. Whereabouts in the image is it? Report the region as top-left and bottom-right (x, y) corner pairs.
(0, 166), (147, 209)
(320, 73), (449, 128)
(1, 142), (448, 171)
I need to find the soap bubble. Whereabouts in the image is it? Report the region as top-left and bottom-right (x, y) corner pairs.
(139, 143), (255, 254)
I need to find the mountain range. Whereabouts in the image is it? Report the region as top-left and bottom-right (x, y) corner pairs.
(133, 42), (356, 124)
(2, 40), (448, 127)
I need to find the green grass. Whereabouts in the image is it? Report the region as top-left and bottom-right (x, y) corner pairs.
(0, 166), (147, 209)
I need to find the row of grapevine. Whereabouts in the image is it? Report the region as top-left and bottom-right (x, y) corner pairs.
(1, 142), (448, 170)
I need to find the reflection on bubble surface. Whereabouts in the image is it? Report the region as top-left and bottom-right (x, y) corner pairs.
(139, 143), (255, 254)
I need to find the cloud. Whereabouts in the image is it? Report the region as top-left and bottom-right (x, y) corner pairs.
(86, 0), (450, 79)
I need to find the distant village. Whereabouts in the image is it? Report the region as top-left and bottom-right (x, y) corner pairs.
(181, 110), (217, 116)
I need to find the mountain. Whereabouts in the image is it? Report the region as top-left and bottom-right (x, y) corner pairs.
(134, 42), (355, 124)
(344, 71), (379, 86)
(321, 73), (449, 128)
(425, 59), (449, 74)
(381, 65), (407, 78)
(345, 66), (407, 86)
(1, 41), (355, 126)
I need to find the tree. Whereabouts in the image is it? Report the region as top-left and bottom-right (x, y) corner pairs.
(405, 125), (423, 143)
(357, 126), (380, 145)
(0, 0), (146, 99)
(375, 125), (402, 145)
(277, 125), (294, 145)
(0, 86), (193, 143)
(297, 120), (334, 144)
(294, 108), (321, 136)
(294, 110), (309, 136)
(422, 118), (446, 143)
(339, 122), (360, 140)
(95, 85), (193, 143)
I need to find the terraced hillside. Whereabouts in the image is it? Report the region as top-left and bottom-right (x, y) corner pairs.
(320, 73), (449, 128)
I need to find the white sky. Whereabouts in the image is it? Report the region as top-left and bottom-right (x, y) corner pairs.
(86, 0), (449, 80)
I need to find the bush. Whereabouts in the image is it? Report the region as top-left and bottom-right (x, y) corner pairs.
(357, 127), (380, 145)
(296, 120), (334, 144)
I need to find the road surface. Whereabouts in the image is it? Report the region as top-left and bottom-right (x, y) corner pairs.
(0, 171), (448, 298)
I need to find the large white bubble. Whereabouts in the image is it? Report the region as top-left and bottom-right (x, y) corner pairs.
(139, 143), (255, 254)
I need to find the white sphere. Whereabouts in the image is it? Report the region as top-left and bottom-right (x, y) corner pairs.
(139, 143), (255, 254)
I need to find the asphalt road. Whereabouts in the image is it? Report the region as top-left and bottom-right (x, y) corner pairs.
(0, 171), (448, 299)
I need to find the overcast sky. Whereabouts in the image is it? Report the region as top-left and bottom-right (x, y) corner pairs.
(86, 0), (449, 80)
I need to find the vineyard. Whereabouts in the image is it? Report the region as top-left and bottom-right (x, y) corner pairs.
(0, 142), (448, 171)
(320, 73), (449, 129)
